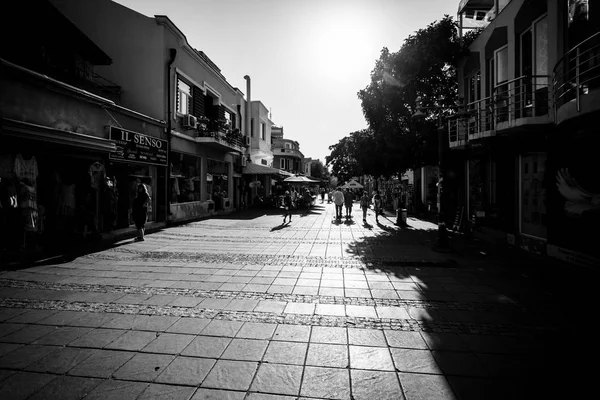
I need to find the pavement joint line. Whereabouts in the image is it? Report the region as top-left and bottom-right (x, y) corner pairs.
(0, 298), (558, 336)
(0, 279), (528, 313)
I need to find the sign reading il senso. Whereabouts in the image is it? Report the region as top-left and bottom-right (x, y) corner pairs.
(109, 126), (168, 166)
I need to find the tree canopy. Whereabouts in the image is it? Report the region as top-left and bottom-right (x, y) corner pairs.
(327, 16), (477, 177)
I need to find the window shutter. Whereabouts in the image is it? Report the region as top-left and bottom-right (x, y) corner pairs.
(192, 87), (204, 117)
(219, 105), (225, 121)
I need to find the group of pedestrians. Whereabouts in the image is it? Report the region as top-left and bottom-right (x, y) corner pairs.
(330, 187), (383, 223)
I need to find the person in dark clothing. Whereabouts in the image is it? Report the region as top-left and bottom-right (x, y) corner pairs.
(282, 190), (293, 224)
(132, 184), (149, 241)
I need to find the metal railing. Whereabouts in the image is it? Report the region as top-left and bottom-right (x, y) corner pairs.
(553, 31), (600, 112)
(197, 129), (245, 149)
(494, 75), (550, 123)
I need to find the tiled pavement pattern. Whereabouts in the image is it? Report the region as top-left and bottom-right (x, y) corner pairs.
(0, 203), (587, 399)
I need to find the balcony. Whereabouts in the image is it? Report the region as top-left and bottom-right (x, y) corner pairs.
(553, 32), (600, 125)
(494, 75), (552, 131)
(273, 147), (304, 159)
(195, 129), (246, 153)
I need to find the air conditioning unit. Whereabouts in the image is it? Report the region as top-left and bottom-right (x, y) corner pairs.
(183, 114), (197, 129)
(244, 136), (251, 146)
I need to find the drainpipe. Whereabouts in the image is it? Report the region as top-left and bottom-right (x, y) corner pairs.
(244, 75), (251, 163)
(166, 48), (177, 224)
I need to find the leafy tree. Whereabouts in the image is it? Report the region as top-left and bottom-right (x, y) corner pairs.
(355, 16), (477, 174)
(310, 159), (329, 181)
(325, 131), (365, 184)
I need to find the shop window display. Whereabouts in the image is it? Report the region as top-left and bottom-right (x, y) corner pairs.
(170, 154), (200, 203)
(207, 159), (229, 210)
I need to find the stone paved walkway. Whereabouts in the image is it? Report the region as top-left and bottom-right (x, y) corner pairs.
(0, 202), (590, 399)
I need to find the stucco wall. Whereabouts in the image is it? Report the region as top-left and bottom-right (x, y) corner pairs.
(50, 0), (166, 120)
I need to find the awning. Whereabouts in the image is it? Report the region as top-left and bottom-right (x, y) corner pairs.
(242, 163), (282, 175)
(1, 118), (117, 153)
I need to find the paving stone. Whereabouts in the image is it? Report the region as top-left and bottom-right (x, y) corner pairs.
(225, 299), (260, 311)
(0, 308), (26, 322)
(70, 312), (118, 328)
(243, 284), (270, 293)
(221, 338), (269, 361)
(202, 360), (258, 391)
(345, 305), (377, 318)
(1, 324), (56, 344)
(26, 347), (97, 374)
(348, 328), (387, 347)
(168, 296), (204, 308)
(6, 309), (58, 324)
(219, 283), (247, 292)
(432, 351), (489, 377)
(399, 372), (457, 400)
(236, 322), (277, 340)
(390, 348), (443, 374)
(345, 280), (369, 289)
(0, 369), (15, 383)
(263, 341), (308, 365)
(82, 379), (149, 400)
(300, 366), (351, 399)
(306, 343), (348, 368)
(384, 330), (428, 349)
(319, 287), (345, 297)
(284, 302), (315, 315)
(0, 343), (22, 358)
(254, 300), (287, 314)
(113, 353), (175, 382)
(344, 289), (371, 298)
(420, 332), (469, 351)
(155, 356), (216, 385)
(445, 376), (509, 400)
(137, 383), (196, 400)
(37, 310), (86, 326)
(0, 371), (58, 400)
(166, 317), (210, 334)
(349, 346), (395, 371)
(250, 277), (276, 285)
(141, 295), (180, 306)
(27, 375), (102, 400)
(273, 324), (311, 342)
(268, 285), (294, 294)
(113, 293), (153, 304)
(0, 344), (59, 369)
(315, 303), (346, 316)
(134, 315), (180, 331)
(246, 394), (298, 400)
(310, 326), (347, 344)
(104, 330), (158, 351)
(68, 349), (135, 378)
(292, 286), (319, 295)
(351, 369), (403, 400)
(250, 363), (303, 396)
(376, 307), (410, 319)
(142, 333), (195, 355)
(33, 326), (93, 345)
(201, 320), (243, 337)
(0, 323), (26, 339)
(68, 328), (126, 348)
(191, 388), (246, 399)
(181, 336), (232, 358)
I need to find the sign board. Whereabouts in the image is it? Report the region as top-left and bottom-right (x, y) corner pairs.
(109, 126), (168, 166)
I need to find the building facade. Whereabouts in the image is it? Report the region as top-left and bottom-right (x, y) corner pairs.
(51, 0), (250, 223)
(451, 0), (600, 267)
(248, 101), (274, 167)
(1, 0), (166, 262)
(272, 138), (305, 175)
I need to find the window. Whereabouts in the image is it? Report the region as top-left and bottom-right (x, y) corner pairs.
(280, 159), (285, 169)
(260, 122), (266, 140)
(285, 143), (291, 149)
(170, 153), (201, 203)
(224, 110), (232, 130)
(250, 118), (254, 137)
(495, 47), (508, 85)
(177, 79), (191, 115)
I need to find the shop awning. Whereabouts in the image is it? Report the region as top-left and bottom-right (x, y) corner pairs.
(242, 163), (283, 175)
(1, 118), (117, 152)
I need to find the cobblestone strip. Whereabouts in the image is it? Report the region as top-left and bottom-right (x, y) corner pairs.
(85, 250), (455, 267)
(0, 278), (525, 313)
(0, 297), (555, 336)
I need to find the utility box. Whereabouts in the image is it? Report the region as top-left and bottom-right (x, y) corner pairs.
(396, 209), (408, 225)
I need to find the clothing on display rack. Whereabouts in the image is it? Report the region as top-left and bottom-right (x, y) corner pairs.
(18, 182), (38, 232)
(89, 162), (105, 190)
(14, 153), (38, 187)
(57, 183), (76, 217)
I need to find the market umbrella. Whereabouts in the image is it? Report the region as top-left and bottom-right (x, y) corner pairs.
(283, 176), (319, 183)
(342, 179), (364, 189)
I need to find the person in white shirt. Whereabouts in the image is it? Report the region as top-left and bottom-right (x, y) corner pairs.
(332, 187), (345, 220)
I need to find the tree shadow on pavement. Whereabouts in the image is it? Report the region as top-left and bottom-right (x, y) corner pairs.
(343, 216), (580, 400)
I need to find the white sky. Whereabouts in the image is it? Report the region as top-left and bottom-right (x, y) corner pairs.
(114, 0), (460, 163)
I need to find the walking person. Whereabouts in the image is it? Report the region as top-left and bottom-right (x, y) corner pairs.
(360, 191), (371, 223)
(132, 183), (150, 242)
(372, 191), (382, 223)
(332, 187), (344, 220)
(320, 188), (325, 203)
(282, 190), (293, 224)
(343, 188), (354, 218)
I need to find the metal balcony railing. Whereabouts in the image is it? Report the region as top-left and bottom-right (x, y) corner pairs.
(553, 31), (600, 112)
(197, 129), (245, 149)
(494, 75), (550, 123)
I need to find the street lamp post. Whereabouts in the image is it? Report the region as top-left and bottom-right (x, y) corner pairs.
(412, 96), (465, 252)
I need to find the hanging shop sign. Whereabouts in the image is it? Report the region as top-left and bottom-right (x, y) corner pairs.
(108, 126), (168, 166)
